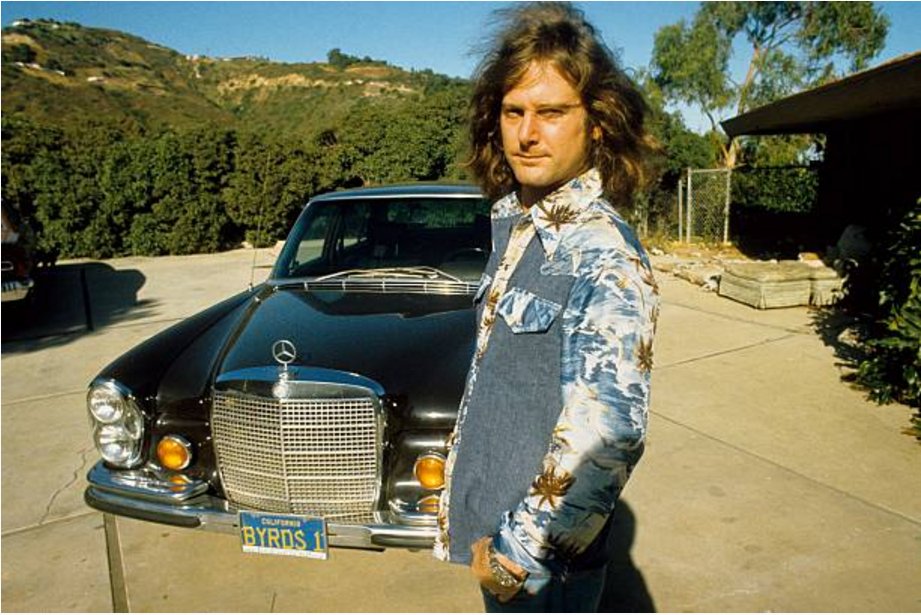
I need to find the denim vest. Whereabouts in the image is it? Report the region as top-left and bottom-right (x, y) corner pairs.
(446, 212), (618, 571)
(437, 170), (658, 588)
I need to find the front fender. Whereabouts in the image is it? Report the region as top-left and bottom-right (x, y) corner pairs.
(96, 287), (259, 404)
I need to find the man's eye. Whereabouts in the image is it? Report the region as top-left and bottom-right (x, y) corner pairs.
(538, 109), (565, 119)
(503, 108), (524, 119)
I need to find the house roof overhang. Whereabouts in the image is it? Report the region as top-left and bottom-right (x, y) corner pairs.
(721, 51), (921, 137)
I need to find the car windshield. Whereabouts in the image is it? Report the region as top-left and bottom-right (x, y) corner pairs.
(273, 196), (493, 282)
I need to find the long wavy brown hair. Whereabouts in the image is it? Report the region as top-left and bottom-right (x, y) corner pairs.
(468, 2), (657, 207)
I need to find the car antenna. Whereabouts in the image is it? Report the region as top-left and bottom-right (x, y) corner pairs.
(249, 150), (271, 291)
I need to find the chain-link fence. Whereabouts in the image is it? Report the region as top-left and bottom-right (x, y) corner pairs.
(639, 165), (822, 245)
(678, 168), (732, 243)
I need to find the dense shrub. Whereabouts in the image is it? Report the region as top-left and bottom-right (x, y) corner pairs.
(0, 85), (470, 259)
(128, 213), (167, 256)
(732, 166), (819, 213)
(854, 199), (921, 430)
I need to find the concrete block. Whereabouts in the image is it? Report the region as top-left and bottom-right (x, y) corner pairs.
(718, 262), (813, 309)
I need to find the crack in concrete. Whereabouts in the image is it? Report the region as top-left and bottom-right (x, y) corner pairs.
(2, 388), (88, 407)
(651, 411), (921, 528)
(663, 298), (813, 336)
(39, 445), (95, 526)
(1, 510), (97, 538)
(656, 333), (798, 370)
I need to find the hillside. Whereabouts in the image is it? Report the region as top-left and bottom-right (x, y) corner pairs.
(1, 18), (461, 136)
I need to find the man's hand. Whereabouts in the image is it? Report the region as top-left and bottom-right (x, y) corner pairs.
(470, 536), (528, 603)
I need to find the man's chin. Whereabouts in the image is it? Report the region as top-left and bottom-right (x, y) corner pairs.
(511, 168), (553, 189)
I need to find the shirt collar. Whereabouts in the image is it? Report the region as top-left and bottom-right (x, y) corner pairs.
(523, 168), (604, 258)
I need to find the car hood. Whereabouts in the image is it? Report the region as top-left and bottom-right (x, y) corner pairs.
(217, 287), (476, 415)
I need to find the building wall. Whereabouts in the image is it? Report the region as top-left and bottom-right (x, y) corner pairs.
(816, 108), (921, 244)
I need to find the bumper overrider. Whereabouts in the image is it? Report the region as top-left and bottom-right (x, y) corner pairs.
(84, 462), (438, 550)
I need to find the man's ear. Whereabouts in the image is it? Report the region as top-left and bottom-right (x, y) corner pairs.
(592, 125), (602, 141)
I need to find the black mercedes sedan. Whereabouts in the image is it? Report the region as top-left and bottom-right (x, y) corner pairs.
(85, 183), (491, 557)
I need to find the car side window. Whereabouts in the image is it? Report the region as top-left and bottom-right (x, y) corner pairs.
(290, 205), (334, 272)
(289, 203), (371, 275)
(341, 204), (369, 248)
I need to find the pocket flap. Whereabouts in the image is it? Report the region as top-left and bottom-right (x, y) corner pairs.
(497, 287), (562, 334)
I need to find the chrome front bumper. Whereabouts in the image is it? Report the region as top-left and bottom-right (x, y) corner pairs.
(84, 462), (437, 550)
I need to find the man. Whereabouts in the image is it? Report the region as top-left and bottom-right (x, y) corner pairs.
(433, 3), (660, 612)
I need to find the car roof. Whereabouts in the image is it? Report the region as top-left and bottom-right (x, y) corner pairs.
(310, 182), (485, 202)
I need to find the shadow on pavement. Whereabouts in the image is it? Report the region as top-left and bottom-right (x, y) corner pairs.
(598, 501), (656, 613)
(809, 305), (866, 372)
(1, 262), (157, 354)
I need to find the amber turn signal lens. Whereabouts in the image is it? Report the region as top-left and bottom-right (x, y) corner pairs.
(413, 453), (446, 490)
(157, 435), (192, 471)
(417, 494), (440, 514)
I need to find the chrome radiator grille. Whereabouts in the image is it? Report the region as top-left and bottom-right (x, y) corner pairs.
(211, 390), (382, 520)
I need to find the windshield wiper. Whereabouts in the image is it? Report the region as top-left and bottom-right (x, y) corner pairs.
(312, 266), (463, 283)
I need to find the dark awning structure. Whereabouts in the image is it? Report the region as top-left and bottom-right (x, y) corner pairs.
(721, 51), (921, 137)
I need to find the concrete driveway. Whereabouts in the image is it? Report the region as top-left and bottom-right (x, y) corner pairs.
(2, 249), (919, 612)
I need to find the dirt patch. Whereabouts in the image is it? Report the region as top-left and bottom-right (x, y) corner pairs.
(216, 73), (333, 95)
(345, 65), (394, 78)
(361, 81), (416, 97)
(1, 32), (39, 48)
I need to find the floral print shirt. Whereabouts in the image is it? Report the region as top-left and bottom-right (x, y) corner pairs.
(434, 169), (660, 595)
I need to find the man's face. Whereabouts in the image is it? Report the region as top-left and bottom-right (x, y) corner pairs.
(500, 61), (595, 206)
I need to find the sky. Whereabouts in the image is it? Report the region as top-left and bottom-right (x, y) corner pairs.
(2, 1), (920, 132)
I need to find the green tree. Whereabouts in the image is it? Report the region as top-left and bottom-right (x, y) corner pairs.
(631, 73), (720, 236)
(124, 128), (238, 256)
(651, 1), (889, 168)
(22, 123), (122, 258)
(45, 57), (65, 73)
(9, 43), (36, 64)
(326, 48), (385, 70)
(170, 128), (237, 254)
(224, 132), (319, 246)
(98, 139), (153, 254)
(1, 117), (64, 239)
(329, 88), (468, 187)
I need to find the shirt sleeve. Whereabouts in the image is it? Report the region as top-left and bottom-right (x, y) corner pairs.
(492, 242), (659, 594)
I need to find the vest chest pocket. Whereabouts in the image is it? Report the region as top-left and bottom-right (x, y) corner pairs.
(497, 287), (562, 334)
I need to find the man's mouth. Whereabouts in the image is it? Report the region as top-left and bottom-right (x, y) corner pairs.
(514, 154), (548, 163)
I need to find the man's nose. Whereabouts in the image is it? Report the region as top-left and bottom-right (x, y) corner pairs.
(517, 112), (539, 147)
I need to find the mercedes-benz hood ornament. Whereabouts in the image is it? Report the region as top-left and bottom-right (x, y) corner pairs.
(272, 340), (296, 399)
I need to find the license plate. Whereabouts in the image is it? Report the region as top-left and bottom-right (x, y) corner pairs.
(239, 511), (328, 559)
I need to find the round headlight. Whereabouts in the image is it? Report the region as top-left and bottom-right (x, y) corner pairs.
(95, 424), (143, 466)
(157, 435), (192, 471)
(88, 380), (145, 468)
(413, 453), (446, 490)
(122, 403), (144, 439)
(88, 385), (127, 424)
